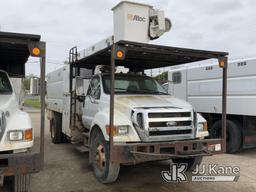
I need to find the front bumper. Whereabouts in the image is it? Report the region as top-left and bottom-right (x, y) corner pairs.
(111, 138), (224, 164)
(0, 152), (40, 176)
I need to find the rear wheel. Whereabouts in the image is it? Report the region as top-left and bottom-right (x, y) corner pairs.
(210, 120), (241, 153)
(90, 131), (120, 183)
(50, 112), (62, 144)
(172, 156), (203, 171)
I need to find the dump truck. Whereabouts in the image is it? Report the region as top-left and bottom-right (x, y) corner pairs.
(46, 1), (228, 183)
(0, 32), (46, 192)
(167, 57), (256, 153)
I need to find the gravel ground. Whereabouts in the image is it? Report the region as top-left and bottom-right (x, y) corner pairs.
(28, 113), (256, 192)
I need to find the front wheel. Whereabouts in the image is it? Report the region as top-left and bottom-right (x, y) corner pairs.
(172, 156), (203, 171)
(90, 131), (120, 183)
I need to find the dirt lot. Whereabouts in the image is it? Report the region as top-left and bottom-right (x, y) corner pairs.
(29, 113), (256, 192)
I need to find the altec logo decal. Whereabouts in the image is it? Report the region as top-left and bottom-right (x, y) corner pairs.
(127, 14), (146, 22)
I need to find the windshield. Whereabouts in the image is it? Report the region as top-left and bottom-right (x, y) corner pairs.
(102, 74), (168, 95)
(0, 71), (12, 94)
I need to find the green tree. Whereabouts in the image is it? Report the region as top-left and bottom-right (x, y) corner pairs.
(154, 71), (168, 81)
(23, 78), (30, 91)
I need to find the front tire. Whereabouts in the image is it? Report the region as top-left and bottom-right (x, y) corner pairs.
(172, 156), (203, 171)
(90, 131), (120, 183)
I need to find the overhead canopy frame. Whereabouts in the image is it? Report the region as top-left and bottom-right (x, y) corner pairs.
(71, 40), (228, 71)
(0, 32), (41, 77)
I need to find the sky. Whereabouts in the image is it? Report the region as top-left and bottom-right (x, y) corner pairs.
(0, 0), (256, 76)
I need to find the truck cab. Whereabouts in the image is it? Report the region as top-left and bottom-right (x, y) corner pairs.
(82, 73), (208, 143)
(0, 70), (33, 153)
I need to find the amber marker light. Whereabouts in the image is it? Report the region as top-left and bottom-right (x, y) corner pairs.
(32, 47), (40, 56)
(116, 50), (124, 59)
(25, 128), (33, 141)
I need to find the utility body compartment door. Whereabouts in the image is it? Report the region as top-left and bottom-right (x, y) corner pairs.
(62, 94), (71, 136)
(62, 66), (71, 136)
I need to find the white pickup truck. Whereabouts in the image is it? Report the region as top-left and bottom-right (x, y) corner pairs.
(0, 70), (33, 152)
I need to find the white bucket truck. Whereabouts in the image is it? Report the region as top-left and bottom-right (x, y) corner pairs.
(46, 1), (228, 183)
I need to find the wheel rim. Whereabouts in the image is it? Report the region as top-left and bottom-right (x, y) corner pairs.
(95, 144), (106, 172)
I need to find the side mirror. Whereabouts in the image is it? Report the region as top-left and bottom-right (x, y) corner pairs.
(77, 95), (86, 103)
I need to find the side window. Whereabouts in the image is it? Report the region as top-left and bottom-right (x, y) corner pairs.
(172, 72), (182, 84)
(87, 76), (101, 99)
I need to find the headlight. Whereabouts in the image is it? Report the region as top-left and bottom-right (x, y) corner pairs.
(106, 125), (130, 136)
(8, 128), (33, 141)
(117, 125), (129, 135)
(8, 131), (23, 141)
(197, 123), (204, 132)
(197, 122), (208, 132)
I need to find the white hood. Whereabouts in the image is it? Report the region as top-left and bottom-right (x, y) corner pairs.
(0, 93), (18, 113)
(115, 95), (193, 110)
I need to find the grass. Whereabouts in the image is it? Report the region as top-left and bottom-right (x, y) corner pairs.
(24, 99), (41, 109)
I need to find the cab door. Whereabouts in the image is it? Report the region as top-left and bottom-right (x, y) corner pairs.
(83, 76), (101, 128)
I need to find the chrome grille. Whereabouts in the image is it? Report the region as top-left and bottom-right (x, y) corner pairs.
(133, 108), (195, 142)
(149, 129), (192, 136)
(147, 111), (193, 137)
(149, 121), (192, 127)
(148, 112), (191, 118)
